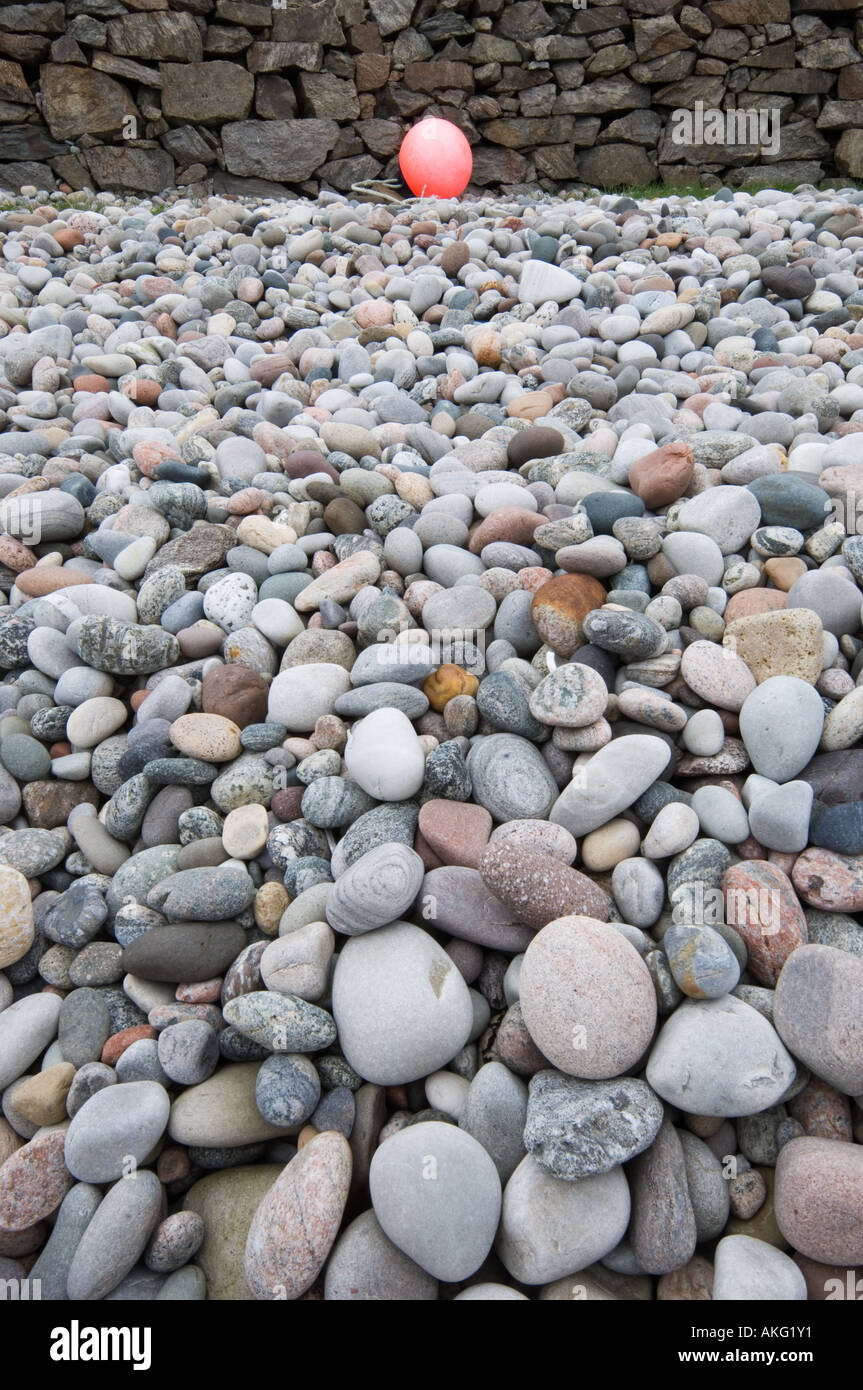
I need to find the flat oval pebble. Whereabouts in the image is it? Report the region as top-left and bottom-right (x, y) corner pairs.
(550, 735), (671, 837)
(739, 676), (825, 782)
(479, 842), (610, 928)
(680, 641), (756, 712)
(420, 867), (535, 952)
(0, 1129), (73, 1231)
(169, 1063), (297, 1148)
(326, 843), (424, 936)
(64, 1080), (170, 1183)
(244, 1131), (352, 1300)
(66, 1170), (163, 1302)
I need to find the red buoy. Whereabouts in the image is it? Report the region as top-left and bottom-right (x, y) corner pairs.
(399, 118), (473, 199)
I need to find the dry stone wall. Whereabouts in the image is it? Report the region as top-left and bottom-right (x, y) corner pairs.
(0, 0), (862, 198)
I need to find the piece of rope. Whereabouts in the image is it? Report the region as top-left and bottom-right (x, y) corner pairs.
(348, 178), (429, 206)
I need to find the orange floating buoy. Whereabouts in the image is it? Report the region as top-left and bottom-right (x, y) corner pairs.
(399, 118), (473, 199)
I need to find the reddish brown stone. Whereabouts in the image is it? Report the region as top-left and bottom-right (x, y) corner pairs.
(791, 847), (863, 911)
(249, 353), (294, 387)
(123, 378), (161, 408)
(175, 978), (222, 1004)
(479, 842), (610, 929)
(355, 52), (389, 89)
(16, 566), (93, 597)
(440, 239), (470, 278)
(629, 440), (694, 509)
(724, 588), (787, 621)
(490, 1001), (549, 1076)
(775, 1136), (863, 1267)
(226, 488), (270, 517)
(676, 738), (750, 778)
(22, 781), (100, 829)
(722, 860), (807, 986)
(530, 573), (607, 657)
(285, 450), (339, 482)
(0, 1130), (72, 1231)
(417, 799), (492, 870)
(73, 373), (110, 393)
(468, 506), (543, 555)
(411, 827), (442, 872)
(271, 787), (305, 821)
(323, 497), (367, 535)
(0, 536), (36, 573)
(202, 664), (269, 728)
(788, 1077), (853, 1143)
(101, 1024), (157, 1065)
(55, 227), (84, 252)
(157, 1146), (191, 1184)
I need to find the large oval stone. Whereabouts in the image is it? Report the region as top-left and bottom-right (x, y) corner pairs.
(775, 1136), (863, 1267)
(0, 864), (33, 969)
(549, 735), (671, 837)
(773, 943), (863, 1095)
(479, 842), (610, 928)
(520, 916), (656, 1079)
(466, 733), (559, 823)
(244, 1131), (351, 1300)
(168, 1063), (297, 1147)
(646, 996), (796, 1117)
(738, 676), (825, 782)
(64, 1080), (170, 1183)
(182, 1165), (283, 1301)
(791, 847), (863, 912)
(332, 922), (473, 1085)
(496, 1153), (630, 1285)
(722, 861), (807, 987)
(370, 1122), (501, 1284)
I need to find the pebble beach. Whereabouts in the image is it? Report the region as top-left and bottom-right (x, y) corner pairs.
(0, 179), (862, 1304)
